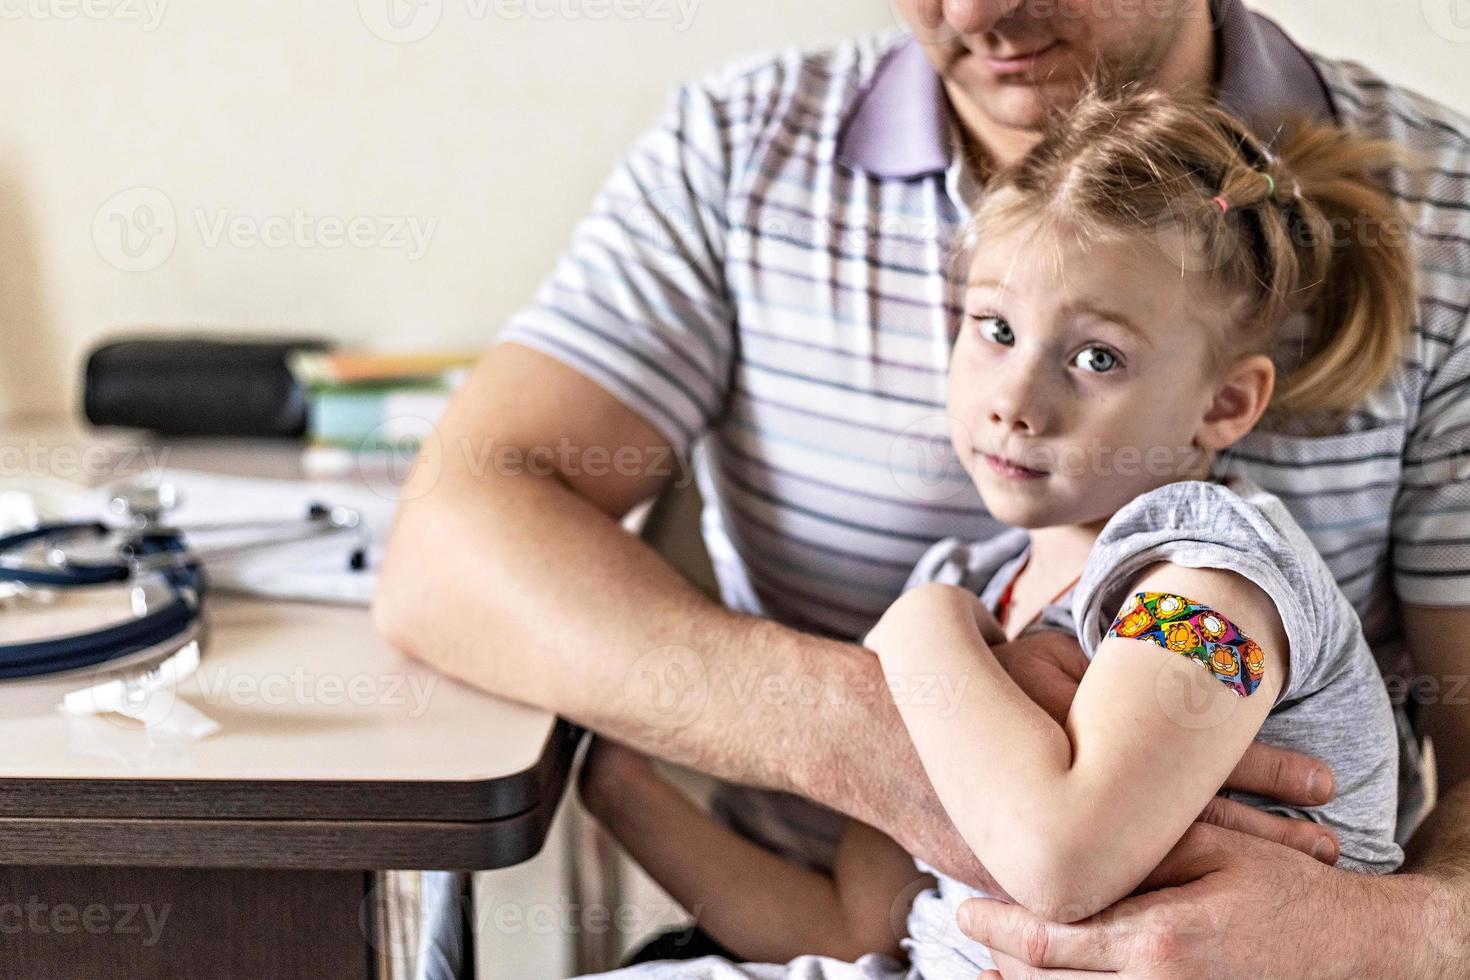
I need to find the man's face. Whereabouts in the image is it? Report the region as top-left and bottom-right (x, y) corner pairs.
(895, 0), (1208, 131)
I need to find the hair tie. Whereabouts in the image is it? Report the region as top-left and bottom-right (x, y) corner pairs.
(1262, 173), (1276, 197)
(1211, 195), (1230, 215)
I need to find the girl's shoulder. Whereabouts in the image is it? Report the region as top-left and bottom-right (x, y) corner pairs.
(1075, 476), (1357, 704)
(1097, 475), (1315, 568)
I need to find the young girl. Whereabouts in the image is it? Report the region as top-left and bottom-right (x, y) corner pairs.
(575, 86), (1417, 979)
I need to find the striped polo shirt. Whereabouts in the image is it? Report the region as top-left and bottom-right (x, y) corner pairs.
(498, 1), (1470, 866)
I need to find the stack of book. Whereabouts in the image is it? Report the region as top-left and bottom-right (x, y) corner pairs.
(288, 350), (477, 476)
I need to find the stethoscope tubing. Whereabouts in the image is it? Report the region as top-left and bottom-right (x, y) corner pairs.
(0, 586), (199, 678)
(0, 528), (206, 680)
(0, 499), (365, 680)
(0, 522), (132, 587)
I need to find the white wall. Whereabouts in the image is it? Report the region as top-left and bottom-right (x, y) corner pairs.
(0, 0), (893, 423)
(0, 1), (1465, 423)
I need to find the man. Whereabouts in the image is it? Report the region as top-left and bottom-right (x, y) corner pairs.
(374, 0), (1470, 975)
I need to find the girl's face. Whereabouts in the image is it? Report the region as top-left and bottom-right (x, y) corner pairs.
(948, 218), (1236, 531)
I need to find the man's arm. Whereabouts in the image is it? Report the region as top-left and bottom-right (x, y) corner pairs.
(1398, 604), (1470, 976)
(371, 341), (998, 888)
(1402, 604), (1470, 814)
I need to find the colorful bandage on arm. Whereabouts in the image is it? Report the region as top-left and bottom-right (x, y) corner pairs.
(1105, 592), (1267, 697)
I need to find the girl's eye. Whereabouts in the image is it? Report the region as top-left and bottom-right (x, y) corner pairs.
(973, 315), (1014, 346)
(1073, 346), (1119, 373)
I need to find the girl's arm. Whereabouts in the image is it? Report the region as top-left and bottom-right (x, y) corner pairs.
(577, 737), (933, 963)
(867, 562), (1288, 924)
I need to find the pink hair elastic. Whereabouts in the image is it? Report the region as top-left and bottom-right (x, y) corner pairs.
(1211, 196), (1230, 214)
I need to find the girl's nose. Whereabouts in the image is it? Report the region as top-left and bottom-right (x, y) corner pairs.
(986, 363), (1051, 436)
(989, 402), (1039, 436)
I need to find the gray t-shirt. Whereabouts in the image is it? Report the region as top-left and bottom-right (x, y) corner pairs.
(898, 475), (1406, 980)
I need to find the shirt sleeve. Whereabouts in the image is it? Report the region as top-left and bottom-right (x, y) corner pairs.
(901, 528), (1034, 596)
(1071, 481), (1324, 706)
(902, 537), (970, 592)
(494, 82), (737, 456)
(1393, 311), (1470, 607)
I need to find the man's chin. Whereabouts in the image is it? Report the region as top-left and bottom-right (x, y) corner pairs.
(947, 60), (1091, 133)
(967, 82), (1083, 131)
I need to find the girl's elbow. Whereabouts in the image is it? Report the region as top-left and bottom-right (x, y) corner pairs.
(831, 905), (913, 963)
(991, 843), (1121, 924)
(1001, 874), (1090, 924)
(1018, 888), (1112, 925)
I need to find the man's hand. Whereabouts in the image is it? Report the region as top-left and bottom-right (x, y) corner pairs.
(961, 823), (1435, 980)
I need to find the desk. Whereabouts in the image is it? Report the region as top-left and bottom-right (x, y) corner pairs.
(0, 422), (585, 979)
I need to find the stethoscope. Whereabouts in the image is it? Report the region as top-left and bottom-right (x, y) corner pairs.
(0, 483), (368, 681)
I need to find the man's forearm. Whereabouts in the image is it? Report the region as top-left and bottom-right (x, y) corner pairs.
(372, 460), (930, 838)
(1406, 777), (1470, 877)
(1398, 778), (1470, 980)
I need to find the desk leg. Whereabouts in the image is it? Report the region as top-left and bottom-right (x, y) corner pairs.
(0, 866), (485, 980)
(370, 870), (476, 980)
(567, 800), (623, 974)
(0, 866), (372, 979)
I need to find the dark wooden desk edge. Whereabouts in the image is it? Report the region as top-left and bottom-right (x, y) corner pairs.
(0, 722), (587, 870)
(0, 717), (585, 822)
(0, 722), (588, 871)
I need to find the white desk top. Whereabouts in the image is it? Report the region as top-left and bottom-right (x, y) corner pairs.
(0, 596), (558, 782)
(0, 420), (562, 786)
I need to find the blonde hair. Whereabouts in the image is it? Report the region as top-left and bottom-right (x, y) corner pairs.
(954, 85), (1418, 424)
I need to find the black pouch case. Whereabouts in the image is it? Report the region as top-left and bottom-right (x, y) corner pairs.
(82, 335), (332, 438)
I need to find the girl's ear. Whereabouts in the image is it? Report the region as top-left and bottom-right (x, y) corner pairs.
(1195, 354), (1276, 451)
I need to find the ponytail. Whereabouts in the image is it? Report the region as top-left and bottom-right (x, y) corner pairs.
(1230, 123), (1418, 420)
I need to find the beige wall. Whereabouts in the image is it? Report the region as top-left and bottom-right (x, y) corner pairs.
(1253, 0), (1470, 110)
(0, 1), (1465, 423)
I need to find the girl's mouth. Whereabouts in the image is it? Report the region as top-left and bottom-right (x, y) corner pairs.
(983, 453), (1046, 479)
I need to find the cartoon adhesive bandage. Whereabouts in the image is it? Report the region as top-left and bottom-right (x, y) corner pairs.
(1104, 591), (1266, 697)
